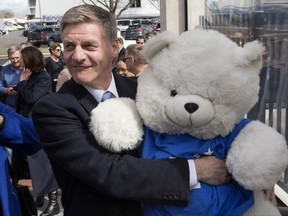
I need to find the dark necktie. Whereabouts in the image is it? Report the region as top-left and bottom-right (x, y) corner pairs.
(101, 91), (115, 102)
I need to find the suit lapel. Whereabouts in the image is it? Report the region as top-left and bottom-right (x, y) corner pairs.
(64, 75), (137, 114)
(65, 79), (98, 114)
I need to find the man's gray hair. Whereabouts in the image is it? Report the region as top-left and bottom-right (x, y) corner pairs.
(7, 46), (20, 56)
(60, 4), (117, 44)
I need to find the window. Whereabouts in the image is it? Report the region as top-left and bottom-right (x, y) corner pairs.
(197, 0), (288, 206)
(131, 0), (141, 8)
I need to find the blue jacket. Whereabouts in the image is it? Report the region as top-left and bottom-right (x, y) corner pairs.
(0, 64), (23, 107)
(0, 102), (41, 216)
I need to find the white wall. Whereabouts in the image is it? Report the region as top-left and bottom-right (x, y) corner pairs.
(34, 0), (160, 21)
(160, 0), (186, 34)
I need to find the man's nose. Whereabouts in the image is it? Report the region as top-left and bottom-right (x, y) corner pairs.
(72, 47), (86, 62)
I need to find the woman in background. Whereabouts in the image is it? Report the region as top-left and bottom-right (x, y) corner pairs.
(45, 42), (65, 92)
(15, 46), (60, 216)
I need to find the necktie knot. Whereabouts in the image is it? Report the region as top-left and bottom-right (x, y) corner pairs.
(101, 91), (115, 102)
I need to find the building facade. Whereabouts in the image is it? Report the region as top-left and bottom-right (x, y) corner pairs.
(26, 0), (160, 22)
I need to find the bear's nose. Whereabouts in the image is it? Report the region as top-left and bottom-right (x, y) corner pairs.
(184, 103), (199, 113)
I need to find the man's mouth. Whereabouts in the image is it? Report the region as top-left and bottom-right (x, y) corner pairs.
(72, 66), (90, 70)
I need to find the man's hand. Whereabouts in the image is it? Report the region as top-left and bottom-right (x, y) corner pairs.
(264, 187), (277, 206)
(194, 156), (231, 185)
(0, 115), (3, 126)
(4, 87), (16, 95)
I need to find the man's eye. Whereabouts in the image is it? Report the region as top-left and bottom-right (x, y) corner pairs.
(64, 44), (74, 50)
(171, 90), (178, 97)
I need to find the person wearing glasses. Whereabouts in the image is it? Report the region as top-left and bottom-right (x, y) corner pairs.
(32, 4), (230, 216)
(45, 42), (65, 92)
(123, 44), (148, 77)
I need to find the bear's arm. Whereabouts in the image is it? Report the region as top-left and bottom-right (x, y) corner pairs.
(90, 97), (144, 153)
(226, 120), (288, 190)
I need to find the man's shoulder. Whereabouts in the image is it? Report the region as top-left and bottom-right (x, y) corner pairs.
(2, 64), (13, 72)
(32, 91), (78, 116)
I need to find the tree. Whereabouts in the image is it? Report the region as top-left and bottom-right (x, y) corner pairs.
(0, 10), (14, 19)
(82, 0), (136, 19)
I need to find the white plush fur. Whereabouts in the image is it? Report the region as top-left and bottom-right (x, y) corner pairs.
(90, 29), (288, 215)
(89, 98), (143, 152)
(227, 121), (288, 190)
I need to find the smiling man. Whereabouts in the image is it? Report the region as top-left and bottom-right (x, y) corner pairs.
(31, 4), (229, 216)
(0, 46), (22, 109)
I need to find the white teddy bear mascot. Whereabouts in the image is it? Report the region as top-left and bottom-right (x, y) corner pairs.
(90, 29), (288, 216)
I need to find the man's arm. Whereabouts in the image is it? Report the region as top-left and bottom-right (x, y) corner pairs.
(0, 104), (41, 155)
(194, 156), (230, 185)
(32, 93), (229, 203)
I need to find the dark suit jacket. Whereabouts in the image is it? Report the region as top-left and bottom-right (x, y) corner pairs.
(32, 75), (189, 216)
(117, 47), (126, 62)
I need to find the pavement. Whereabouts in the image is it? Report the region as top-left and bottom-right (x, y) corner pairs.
(18, 180), (63, 215)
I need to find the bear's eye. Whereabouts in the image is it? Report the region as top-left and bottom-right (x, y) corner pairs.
(171, 90), (178, 97)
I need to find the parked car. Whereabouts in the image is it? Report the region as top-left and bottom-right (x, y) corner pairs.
(27, 25), (61, 47)
(116, 19), (142, 36)
(117, 19), (132, 35)
(124, 24), (156, 40)
(23, 24), (41, 37)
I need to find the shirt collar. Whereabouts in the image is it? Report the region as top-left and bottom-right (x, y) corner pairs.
(9, 64), (22, 74)
(83, 73), (119, 103)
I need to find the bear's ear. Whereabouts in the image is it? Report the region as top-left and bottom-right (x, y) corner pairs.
(143, 31), (178, 60)
(234, 40), (265, 68)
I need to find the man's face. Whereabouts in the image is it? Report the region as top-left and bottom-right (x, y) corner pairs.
(62, 22), (118, 89)
(136, 38), (145, 45)
(9, 50), (21, 70)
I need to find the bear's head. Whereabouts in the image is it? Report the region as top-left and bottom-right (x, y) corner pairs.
(136, 29), (264, 139)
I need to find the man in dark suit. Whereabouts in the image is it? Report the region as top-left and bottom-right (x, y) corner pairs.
(32, 4), (229, 216)
(116, 37), (126, 62)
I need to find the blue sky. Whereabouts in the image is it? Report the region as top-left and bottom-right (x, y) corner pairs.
(0, 0), (29, 17)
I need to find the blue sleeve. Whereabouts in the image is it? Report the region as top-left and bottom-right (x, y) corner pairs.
(0, 103), (41, 155)
(0, 68), (6, 93)
(226, 118), (252, 147)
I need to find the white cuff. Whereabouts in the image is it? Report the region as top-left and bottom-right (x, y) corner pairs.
(188, 159), (198, 189)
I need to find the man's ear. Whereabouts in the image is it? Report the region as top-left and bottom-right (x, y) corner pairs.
(111, 40), (118, 65)
(112, 40), (118, 55)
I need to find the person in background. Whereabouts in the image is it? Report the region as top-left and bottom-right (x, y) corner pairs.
(0, 102), (41, 216)
(145, 32), (154, 40)
(15, 46), (60, 216)
(56, 67), (71, 92)
(135, 35), (145, 45)
(45, 42), (65, 92)
(19, 42), (29, 50)
(123, 44), (148, 77)
(0, 46), (22, 109)
(116, 37), (126, 62)
(32, 4), (229, 216)
(115, 59), (135, 78)
(0, 46), (23, 163)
